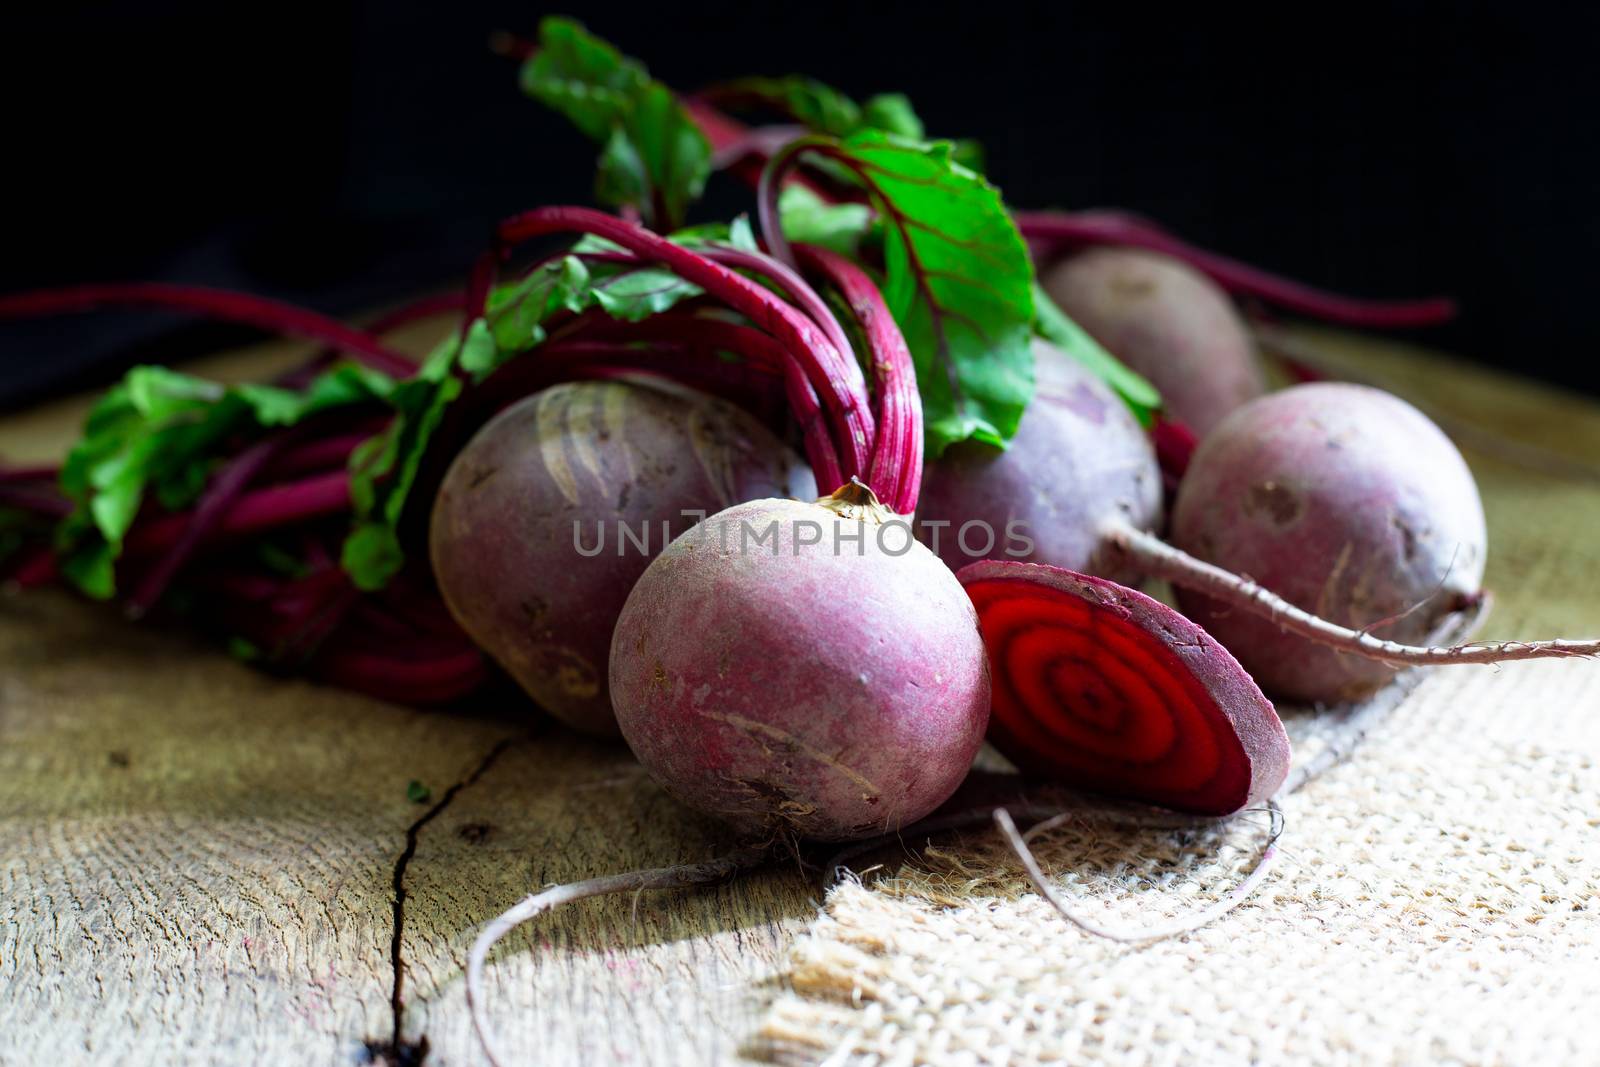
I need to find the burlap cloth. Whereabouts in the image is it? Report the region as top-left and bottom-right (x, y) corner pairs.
(756, 344), (1600, 1065)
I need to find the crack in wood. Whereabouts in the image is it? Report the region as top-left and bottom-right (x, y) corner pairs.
(364, 737), (516, 1066)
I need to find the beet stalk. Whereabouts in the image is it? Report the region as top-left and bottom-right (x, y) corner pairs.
(1013, 210), (1457, 329)
(792, 244), (923, 515)
(488, 206), (874, 495)
(0, 283), (417, 376)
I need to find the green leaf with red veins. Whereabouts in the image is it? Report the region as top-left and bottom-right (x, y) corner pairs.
(829, 131), (1036, 452)
(778, 185), (877, 257)
(521, 18), (709, 229)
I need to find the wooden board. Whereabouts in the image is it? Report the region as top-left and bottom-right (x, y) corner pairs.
(0, 585), (813, 1065)
(2, 319), (1597, 1065)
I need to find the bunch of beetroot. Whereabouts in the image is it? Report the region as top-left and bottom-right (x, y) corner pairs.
(4, 23), (1598, 1056)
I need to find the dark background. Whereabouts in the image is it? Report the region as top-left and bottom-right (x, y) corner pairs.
(4, 2), (1596, 411)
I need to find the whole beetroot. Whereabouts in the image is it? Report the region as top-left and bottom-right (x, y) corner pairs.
(1170, 383), (1488, 703)
(609, 488), (991, 841)
(916, 339), (1162, 583)
(1044, 246), (1266, 437)
(430, 378), (814, 735)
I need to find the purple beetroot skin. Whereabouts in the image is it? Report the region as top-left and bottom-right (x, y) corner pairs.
(1044, 247), (1267, 437)
(430, 379), (814, 735)
(609, 494), (991, 841)
(916, 338), (1162, 583)
(1172, 383), (1488, 703)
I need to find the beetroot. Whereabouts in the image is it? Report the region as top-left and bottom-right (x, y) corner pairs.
(920, 363), (1596, 705)
(960, 560), (1289, 815)
(473, 209), (992, 837)
(915, 339), (1161, 581)
(1167, 383), (1486, 702)
(1043, 247), (1266, 437)
(610, 487), (990, 840)
(430, 378), (813, 735)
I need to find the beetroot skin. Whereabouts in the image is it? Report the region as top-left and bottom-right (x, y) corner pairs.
(609, 495), (991, 841)
(916, 339), (1162, 582)
(1172, 383), (1488, 703)
(1044, 247), (1266, 437)
(431, 379), (814, 735)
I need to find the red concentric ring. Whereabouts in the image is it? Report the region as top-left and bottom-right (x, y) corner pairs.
(962, 563), (1287, 814)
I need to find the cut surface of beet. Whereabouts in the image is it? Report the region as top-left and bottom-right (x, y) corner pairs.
(958, 561), (1289, 815)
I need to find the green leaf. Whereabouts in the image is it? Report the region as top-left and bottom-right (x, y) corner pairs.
(595, 125), (651, 219)
(55, 362), (401, 599)
(778, 184), (876, 257)
(338, 332), (469, 592)
(518, 17), (648, 140)
(61, 542), (117, 600)
(1031, 283), (1162, 426)
(340, 522), (405, 593)
(726, 214), (760, 252)
(950, 138), (986, 174)
(714, 77), (934, 143)
(861, 93), (924, 139)
(458, 318), (500, 377)
(717, 76), (865, 137)
(521, 18), (709, 229)
(487, 258), (592, 357)
(710, 77), (984, 172)
(482, 235), (721, 376)
(406, 779), (432, 804)
(588, 267), (702, 319)
(819, 132), (1036, 452)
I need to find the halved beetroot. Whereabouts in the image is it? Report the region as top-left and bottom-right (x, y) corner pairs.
(958, 561), (1290, 815)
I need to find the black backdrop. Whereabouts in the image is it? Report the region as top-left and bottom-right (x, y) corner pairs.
(4, 2), (1595, 410)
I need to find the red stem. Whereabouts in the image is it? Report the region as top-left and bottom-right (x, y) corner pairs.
(700, 245), (857, 370)
(280, 291), (469, 389)
(0, 485), (72, 517)
(557, 315), (820, 460)
(0, 465), (60, 485)
(492, 206), (875, 492)
(793, 245), (923, 514)
(464, 322), (785, 408)
(1014, 210), (1457, 329)
(679, 96), (835, 201)
(0, 283), (419, 375)
(365, 291), (468, 337)
(668, 95), (1455, 331)
(312, 644), (488, 705)
(261, 425), (389, 481)
(1151, 416), (1199, 494)
(7, 546), (59, 587)
(124, 435), (292, 617)
(121, 471), (350, 557)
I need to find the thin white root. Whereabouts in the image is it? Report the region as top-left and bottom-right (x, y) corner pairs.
(822, 800), (1225, 886)
(466, 846), (768, 1067)
(994, 803), (1284, 944)
(1278, 598), (1489, 796)
(1106, 523), (1598, 667)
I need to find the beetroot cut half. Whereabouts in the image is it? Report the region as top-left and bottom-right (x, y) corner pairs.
(958, 561), (1290, 816)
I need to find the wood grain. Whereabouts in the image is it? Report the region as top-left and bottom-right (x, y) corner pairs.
(1, 321), (1596, 1065)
